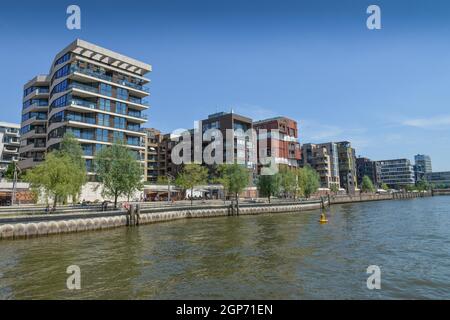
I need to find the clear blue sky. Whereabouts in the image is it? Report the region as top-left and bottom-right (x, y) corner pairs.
(1, 0), (450, 170)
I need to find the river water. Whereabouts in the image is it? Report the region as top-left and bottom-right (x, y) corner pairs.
(0, 196), (449, 299)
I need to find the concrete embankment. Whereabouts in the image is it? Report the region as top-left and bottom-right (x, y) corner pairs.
(329, 191), (430, 204)
(0, 192), (434, 241)
(0, 201), (324, 240)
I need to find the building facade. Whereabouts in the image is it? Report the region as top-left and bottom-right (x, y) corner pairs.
(375, 159), (415, 188)
(0, 122), (21, 177)
(143, 128), (167, 183)
(300, 143), (340, 190)
(414, 154), (432, 182)
(253, 117), (301, 173)
(424, 171), (450, 188)
(356, 157), (380, 187)
(19, 39), (151, 176)
(336, 141), (358, 194)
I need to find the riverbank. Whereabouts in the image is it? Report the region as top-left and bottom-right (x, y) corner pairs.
(0, 192), (433, 240)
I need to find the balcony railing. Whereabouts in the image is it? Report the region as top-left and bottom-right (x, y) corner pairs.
(71, 99), (97, 109)
(71, 65), (150, 93)
(70, 82), (99, 94)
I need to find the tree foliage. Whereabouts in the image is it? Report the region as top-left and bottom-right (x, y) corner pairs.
(217, 163), (249, 201)
(95, 142), (143, 208)
(297, 165), (320, 198)
(361, 175), (376, 193)
(24, 134), (86, 208)
(25, 153), (83, 209)
(175, 163), (208, 205)
(257, 173), (282, 203)
(279, 167), (298, 198)
(381, 183), (389, 191)
(330, 184), (339, 194)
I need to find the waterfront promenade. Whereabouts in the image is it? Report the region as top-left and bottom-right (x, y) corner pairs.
(0, 191), (432, 240)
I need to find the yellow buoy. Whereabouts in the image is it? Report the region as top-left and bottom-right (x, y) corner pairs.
(319, 213), (328, 223)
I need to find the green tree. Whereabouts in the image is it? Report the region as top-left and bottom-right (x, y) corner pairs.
(156, 175), (169, 185)
(361, 175), (376, 193)
(415, 180), (429, 192)
(3, 163), (16, 181)
(297, 165), (320, 198)
(381, 183), (389, 191)
(95, 142), (143, 208)
(280, 167), (298, 198)
(330, 184), (339, 195)
(25, 153), (82, 209)
(216, 163), (249, 212)
(257, 173), (282, 203)
(57, 133), (86, 202)
(175, 163), (208, 205)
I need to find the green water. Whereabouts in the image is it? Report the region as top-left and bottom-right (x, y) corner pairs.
(1, 196), (449, 299)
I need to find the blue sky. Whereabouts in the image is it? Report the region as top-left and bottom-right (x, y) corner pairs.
(1, 0), (450, 170)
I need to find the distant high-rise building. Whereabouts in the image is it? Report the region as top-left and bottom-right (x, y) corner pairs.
(414, 154), (432, 181)
(336, 141), (358, 194)
(300, 142), (340, 190)
(19, 39), (151, 176)
(356, 157), (379, 187)
(375, 159), (415, 188)
(424, 171), (450, 188)
(0, 122), (21, 177)
(143, 128), (166, 183)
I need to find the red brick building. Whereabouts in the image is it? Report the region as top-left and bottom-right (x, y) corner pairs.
(253, 117), (301, 173)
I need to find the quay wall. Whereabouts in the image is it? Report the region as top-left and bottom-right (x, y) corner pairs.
(0, 192), (433, 241)
(0, 201), (323, 240)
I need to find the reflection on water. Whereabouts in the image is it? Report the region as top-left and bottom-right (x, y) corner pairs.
(1, 196), (449, 299)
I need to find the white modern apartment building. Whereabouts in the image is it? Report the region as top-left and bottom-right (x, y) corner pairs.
(375, 159), (415, 188)
(0, 122), (21, 177)
(19, 39), (151, 177)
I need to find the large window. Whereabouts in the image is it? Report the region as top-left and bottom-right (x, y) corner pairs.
(114, 116), (126, 129)
(99, 98), (111, 111)
(100, 83), (112, 96)
(98, 114), (110, 127)
(113, 131), (124, 142)
(127, 136), (140, 146)
(96, 129), (109, 142)
(51, 79), (69, 95)
(50, 94), (70, 110)
(52, 64), (71, 81)
(117, 87), (128, 100)
(116, 102), (127, 114)
(54, 53), (71, 66)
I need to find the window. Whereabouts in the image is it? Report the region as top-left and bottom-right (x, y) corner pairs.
(96, 129), (109, 142)
(113, 131), (124, 142)
(82, 144), (93, 156)
(99, 98), (111, 111)
(100, 83), (112, 96)
(117, 87), (128, 100)
(52, 64), (71, 81)
(50, 94), (70, 110)
(127, 136), (140, 146)
(114, 116), (126, 129)
(54, 53), (71, 66)
(51, 79), (69, 95)
(116, 102), (127, 114)
(98, 114), (110, 127)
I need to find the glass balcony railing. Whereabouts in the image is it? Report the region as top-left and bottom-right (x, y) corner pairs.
(71, 99), (97, 109)
(69, 82), (99, 94)
(128, 96), (149, 106)
(70, 65), (150, 93)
